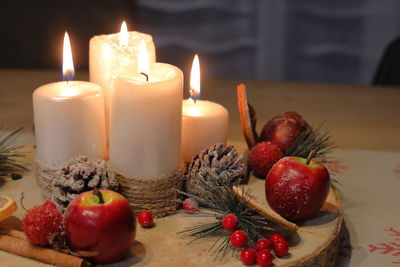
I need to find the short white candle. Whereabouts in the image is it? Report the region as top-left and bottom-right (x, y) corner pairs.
(89, 22), (156, 143)
(181, 55), (228, 162)
(33, 32), (107, 168)
(109, 41), (183, 178)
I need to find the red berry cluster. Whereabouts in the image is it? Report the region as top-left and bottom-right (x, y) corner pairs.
(239, 233), (289, 267)
(221, 214), (289, 266)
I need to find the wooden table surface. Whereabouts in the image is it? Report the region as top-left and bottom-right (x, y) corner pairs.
(1, 69), (399, 151)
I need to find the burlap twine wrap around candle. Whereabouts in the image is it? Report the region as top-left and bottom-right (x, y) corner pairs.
(114, 168), (186, 217)
(36, 160), (186, 217)
(36, 163), (56, 200)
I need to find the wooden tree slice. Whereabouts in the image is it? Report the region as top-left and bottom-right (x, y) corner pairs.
(229, 140), (343, 266)
(0, 141), (343, 267)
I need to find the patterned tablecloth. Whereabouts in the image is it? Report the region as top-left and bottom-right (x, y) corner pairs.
(0, 133), (399, 266)
(329, 149), (400, 266)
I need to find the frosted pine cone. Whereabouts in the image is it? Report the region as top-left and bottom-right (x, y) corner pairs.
(51, 155), (119, 212)
(185, 144), (246, 198)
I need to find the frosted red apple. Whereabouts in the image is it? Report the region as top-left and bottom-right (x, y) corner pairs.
(65, 189), (136, 264)
(265, 156), (330, 221)
(259, 111), (308, 153)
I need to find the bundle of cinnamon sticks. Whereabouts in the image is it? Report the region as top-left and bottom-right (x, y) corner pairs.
(0, 228), (91, 267)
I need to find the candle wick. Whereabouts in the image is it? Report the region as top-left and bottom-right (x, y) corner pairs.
(63, 70), (74, 84)
(140, 72), (149, 82)
(190, 89), (198, 104)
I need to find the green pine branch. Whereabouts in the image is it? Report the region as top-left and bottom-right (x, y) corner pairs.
(0, 127), (27, 178)
(177, 178), (276, 261)
(285, 121), (336, 159)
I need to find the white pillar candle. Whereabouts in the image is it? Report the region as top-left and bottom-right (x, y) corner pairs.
(89, 22), (156, 143)
(33, 32), (107, 169)
(109, 42), (183, 178)
(181, 55), (228, 162)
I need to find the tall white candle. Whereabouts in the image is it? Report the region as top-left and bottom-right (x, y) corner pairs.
(33, 33), (107, 168)
(109, 42), (183, 178)
(181, 55), (228, 162)
(89, 22), (156, 144)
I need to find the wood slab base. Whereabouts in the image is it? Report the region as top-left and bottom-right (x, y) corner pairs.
(0, 141), (342, 266)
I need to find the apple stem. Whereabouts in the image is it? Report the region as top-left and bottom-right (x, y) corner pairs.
(306, 150), (317, 165)
(93, 188), (104, 204)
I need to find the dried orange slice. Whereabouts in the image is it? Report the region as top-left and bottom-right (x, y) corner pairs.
(0, 195), (17, 221)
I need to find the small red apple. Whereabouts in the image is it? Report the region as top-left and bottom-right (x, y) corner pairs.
(65, 189), (136, 264)
(259, 111), (308, 153)
(265, 151), (330, 221)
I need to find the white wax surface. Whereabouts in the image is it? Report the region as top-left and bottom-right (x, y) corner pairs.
(181, 99), (229, 162)
(33, 81), (107, 168)
(109, 63), (183, 178)
(89, 31), (156, 142)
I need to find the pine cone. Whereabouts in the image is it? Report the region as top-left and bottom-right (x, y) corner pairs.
(185, 144), (246, 198)
(51, 155), (119, 212)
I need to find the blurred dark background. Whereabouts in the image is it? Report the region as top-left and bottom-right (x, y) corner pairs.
(1, 0), (400, 85)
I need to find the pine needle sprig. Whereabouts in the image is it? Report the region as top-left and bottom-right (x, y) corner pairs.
(286, 123), (340, 188)
(177, 178), (275, 261)
(285, 121), (335, 159)
(0, 127), (27, 178)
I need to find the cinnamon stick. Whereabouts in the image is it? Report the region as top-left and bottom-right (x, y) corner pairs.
(0, 234), (91, 267)
(0, 228), (27, 240)
(233, 186), (299, 232)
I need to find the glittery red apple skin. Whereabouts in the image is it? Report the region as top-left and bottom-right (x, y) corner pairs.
(265, 157), (330, 221)
(259, 112), (308, 153)
(65, 190), (136, 264)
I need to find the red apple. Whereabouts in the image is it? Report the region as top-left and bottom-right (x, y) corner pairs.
(65, 189), (136, 264)
(265, 153), (330, 221)
(259, 112), (308, 153)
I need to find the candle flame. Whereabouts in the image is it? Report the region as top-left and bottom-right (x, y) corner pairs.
(119, 21), (128, 47)
(190, 54), (200, 101)
(63, 32), (74, 81)
(137, 40), (150, 76)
